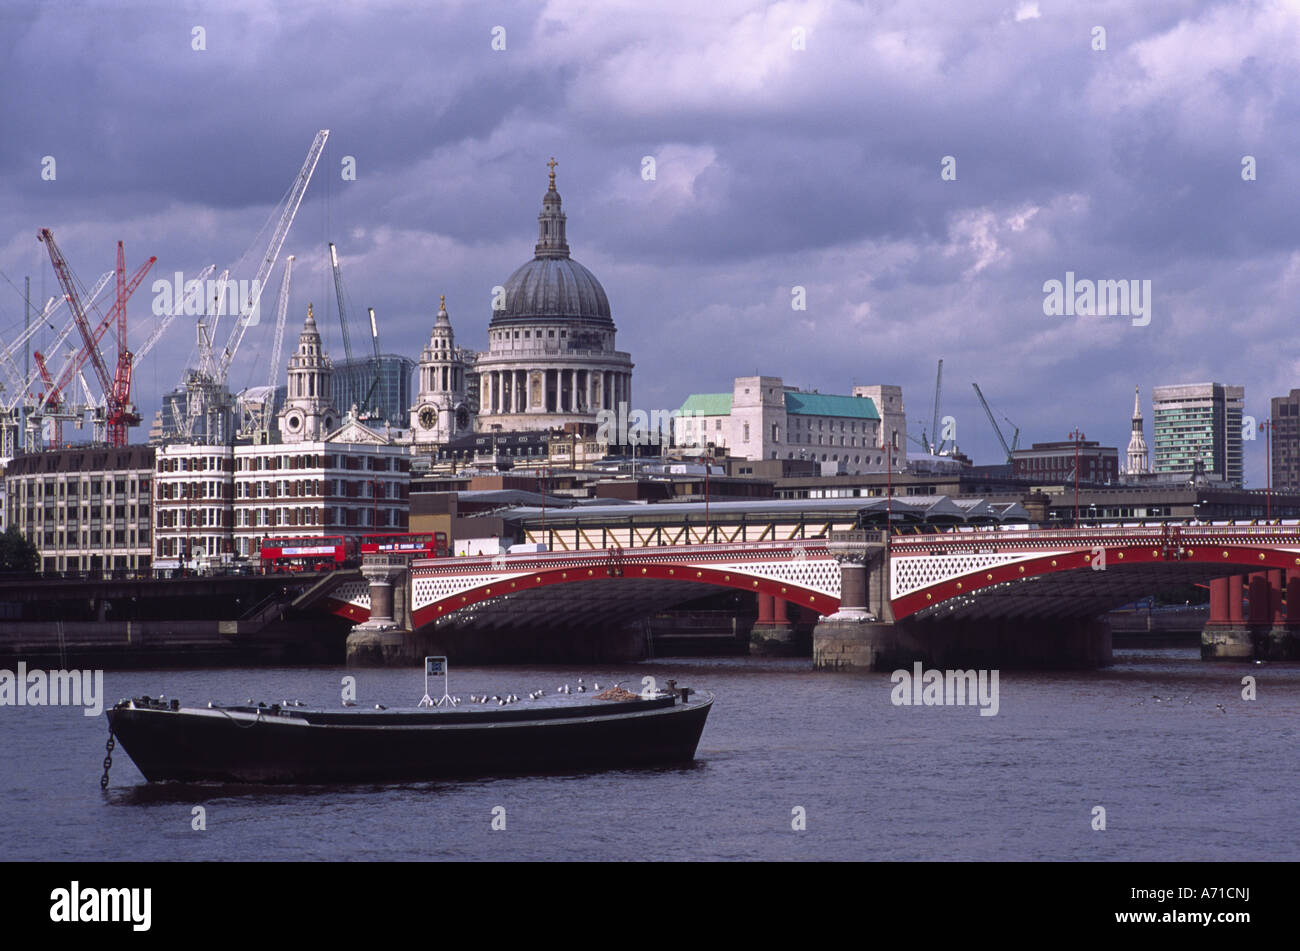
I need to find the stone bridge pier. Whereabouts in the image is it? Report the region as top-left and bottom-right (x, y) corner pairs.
(813, 529), (1114, 672)
(345, 554), (415, 666)
(812, 530), (896, 670)
(1203, 568), (1300, 660)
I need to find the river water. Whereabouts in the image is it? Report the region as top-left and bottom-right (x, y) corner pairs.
(4, 649), (1296, 862)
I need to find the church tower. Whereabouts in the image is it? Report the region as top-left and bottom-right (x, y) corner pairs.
(411, 295), (471, 446)
(1125, 385), (1149, 476)
(279, 304), (338, 443)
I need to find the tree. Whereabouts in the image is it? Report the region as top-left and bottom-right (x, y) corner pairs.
(0, 525), (38, 572)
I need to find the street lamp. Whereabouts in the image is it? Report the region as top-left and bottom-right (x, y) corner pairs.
(1068, 428), (1086, 528)
(1264, 417), (1273, 520)
(886, 431), (897, 546)
(704, 447), (711, 539)
(540, 464), (550, 548)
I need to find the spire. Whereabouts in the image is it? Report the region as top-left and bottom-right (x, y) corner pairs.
(535, 157), (569, 259)
(436, 294), (450, 326)
(1126, 385), (1149, 476)
(305, 301), (316, 329)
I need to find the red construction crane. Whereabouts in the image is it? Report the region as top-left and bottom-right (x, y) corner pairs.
(36, 230), (155, 447)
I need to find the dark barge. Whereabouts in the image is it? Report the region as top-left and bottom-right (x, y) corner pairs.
(105, 690), (713, 784)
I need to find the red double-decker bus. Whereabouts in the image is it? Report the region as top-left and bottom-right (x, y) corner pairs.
(259, 535), (359, 572)
(359, 532), (449, 557)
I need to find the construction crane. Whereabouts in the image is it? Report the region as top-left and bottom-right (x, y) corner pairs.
(929, 359), (944, 454)
(971, 382), (1021, 463)
(0, 273), (112, 407)
(252, 254), (295, 440)
(907, 358), (946, 454)
(327, 242), (356, 365)
(176, 130), (329, 443)
(133, 264), (216, 366)
(329, 243), (385, 419)
(36, 231), (156, 447)
(363, 305), (383, 414)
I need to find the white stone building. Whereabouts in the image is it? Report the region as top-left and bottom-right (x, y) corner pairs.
(675, 376), (907, 474)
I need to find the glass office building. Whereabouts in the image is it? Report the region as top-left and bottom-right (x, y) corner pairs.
(1151, 382), (1244, 487)
(330, 355), (415, 429)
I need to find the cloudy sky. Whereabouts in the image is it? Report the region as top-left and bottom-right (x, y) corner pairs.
(1, 0), (1297, 484)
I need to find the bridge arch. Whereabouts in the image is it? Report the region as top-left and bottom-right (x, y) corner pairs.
(891, 530), (1300, 621)
(405, 545), (841, 632)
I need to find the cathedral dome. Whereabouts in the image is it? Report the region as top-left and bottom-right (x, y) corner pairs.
(489, 159), (613, 329)
(494, 256), (611, 326)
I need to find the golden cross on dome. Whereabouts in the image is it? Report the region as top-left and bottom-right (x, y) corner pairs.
(547, 156), (558, 188)
(440, 294), (446, 309)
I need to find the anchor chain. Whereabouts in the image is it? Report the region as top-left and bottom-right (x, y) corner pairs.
(100, 727), (115, 789)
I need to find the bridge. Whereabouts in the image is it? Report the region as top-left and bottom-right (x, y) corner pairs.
(324, 523), (1300, 668)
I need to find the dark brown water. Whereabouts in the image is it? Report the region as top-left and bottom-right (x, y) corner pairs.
(4, 650), (1296, 861)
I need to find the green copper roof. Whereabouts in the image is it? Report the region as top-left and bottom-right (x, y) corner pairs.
(679, 393), (733, 416)
(678, 390), (880, 420)
(784, 391), (879, 419)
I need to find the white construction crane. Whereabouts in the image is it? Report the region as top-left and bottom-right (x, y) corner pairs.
(0, 271), (113, 411)
(243, 253), (296, 439)
(134, 264), (216, 366)
(215, 131), (329, 386)
(174, 130), (330, 443)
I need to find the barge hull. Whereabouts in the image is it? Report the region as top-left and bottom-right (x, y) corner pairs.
(106, 698), (712, 783)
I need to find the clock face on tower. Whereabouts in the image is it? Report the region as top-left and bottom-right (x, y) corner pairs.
(419, 406), (436, 430)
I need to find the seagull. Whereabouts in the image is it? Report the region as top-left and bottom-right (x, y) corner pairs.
(1216, 703), (1226, 713)
(343, 700), (356, 707)
(577, 684), (586, 692)
(374, 704), (386, 710)
(593, 682), (600, 691)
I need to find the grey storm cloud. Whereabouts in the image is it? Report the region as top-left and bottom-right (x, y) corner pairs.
(1, 0), (1297, 484)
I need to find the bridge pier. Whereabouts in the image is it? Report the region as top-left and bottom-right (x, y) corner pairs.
(750, 593), (798, 655)
(1202, 570), (1300, 661)
(813, 530), (895, 670)
(346, 555), (415, 667)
